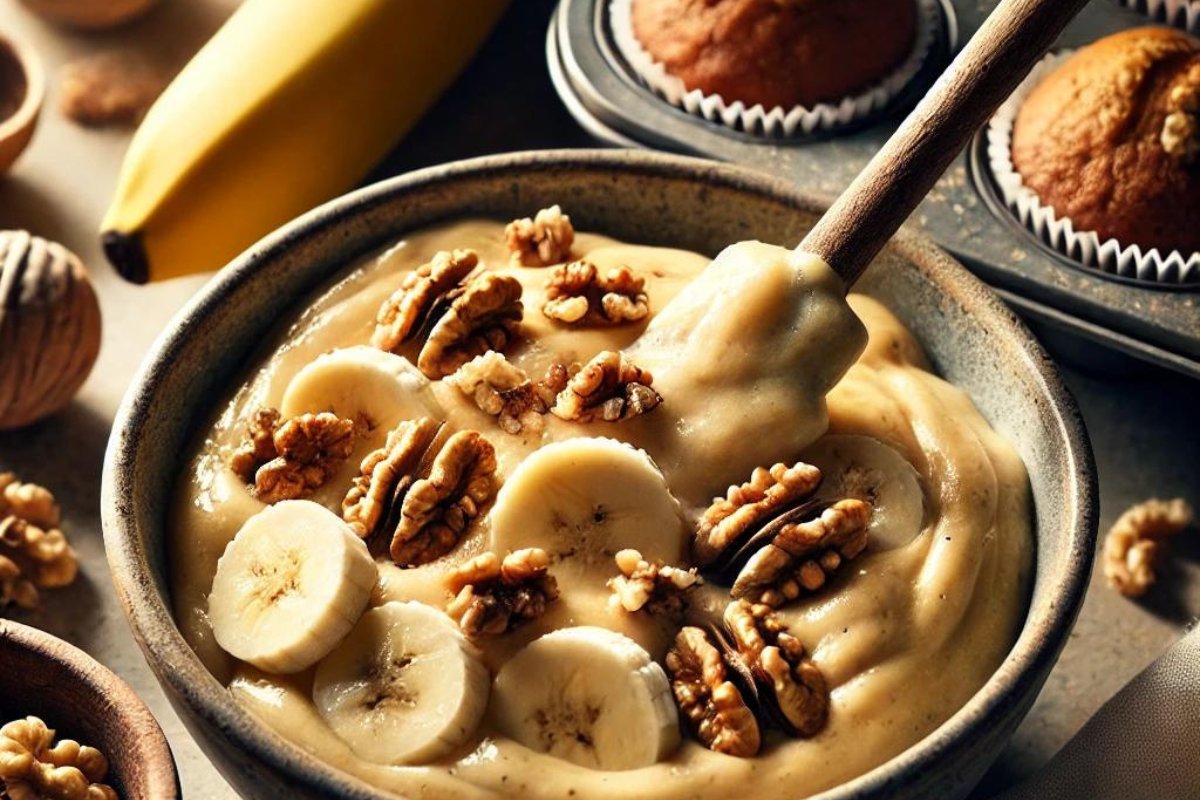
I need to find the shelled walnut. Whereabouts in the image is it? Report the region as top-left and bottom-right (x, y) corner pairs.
(541, 261), (648, 326)
(550, 350), (661, 423)
(732, 499), (871, 607)
(0, 473), (77, 611)
(0, 231), (102, 431)
(607, 549), (702, 616)
(665, 626), (761, 757)
(417, 273), (523, 379)
(444, 548), (559, 635)
(505, 205), (575, 266)
(0, 716), (117, 800)
(371, 249), (478, 354)
(231, 410), (355, 504)
(445, 352), (562, 435)
(60, 52), (164, 127)
(693, 461), (872, 608)
(724, 599), (828, 737)
(1103, 497), (1194, 597)
(341, 422), (498, 568)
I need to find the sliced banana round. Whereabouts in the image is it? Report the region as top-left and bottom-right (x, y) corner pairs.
(488, 438), (686, 585)
(280, 345), (443, 432)
(313, 601), (490, 765)
(492, 626), (680, 770)
(802, 434), (925, 551)
(208, 500), (377, 674)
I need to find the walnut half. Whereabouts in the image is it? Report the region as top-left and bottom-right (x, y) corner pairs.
(665, 626), (761, 758)
(541, 261), (648, 326)
(445, 352), (564, 435)
(505, 205), (575, 266)
(0, 716), (117, 800)
(371, 249), (479, 354)
(0, 473), (77, 612)
(445, 548), (560, 635)
(1103, 497), (1194, 597)
(236, 411), (356, 504)
(417, 273), (523, 379)
(607, 549), (702, 617)
(551, 351), (661, 423)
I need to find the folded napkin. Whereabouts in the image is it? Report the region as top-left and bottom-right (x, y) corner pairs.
(996, 625), (1200, 799)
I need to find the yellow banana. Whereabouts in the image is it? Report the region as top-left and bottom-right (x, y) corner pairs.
(101, 0), (510, 283)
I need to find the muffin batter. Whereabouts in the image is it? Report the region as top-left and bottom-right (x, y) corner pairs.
(168, 218), (1031, 800)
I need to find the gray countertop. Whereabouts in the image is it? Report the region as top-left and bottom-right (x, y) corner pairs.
(0, 1), (1197, 797)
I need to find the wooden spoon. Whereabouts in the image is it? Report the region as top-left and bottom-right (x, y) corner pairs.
(799, 0), (1092, 287)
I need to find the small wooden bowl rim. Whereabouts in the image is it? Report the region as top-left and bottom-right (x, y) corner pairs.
(0, 27), (44, 145)
(0, 618), (180, 800)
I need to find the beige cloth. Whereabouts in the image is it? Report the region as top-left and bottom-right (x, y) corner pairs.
(996, 626), (1200, 799)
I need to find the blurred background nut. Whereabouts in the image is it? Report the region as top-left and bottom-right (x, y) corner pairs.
(16, 0), (162, 30)
(0, 231), (101, 431)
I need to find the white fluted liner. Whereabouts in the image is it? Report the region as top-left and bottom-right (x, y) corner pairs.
(986, 52), (1200, 285)
(609, 0), (941, 138)
(1117, 0), (1200, 34)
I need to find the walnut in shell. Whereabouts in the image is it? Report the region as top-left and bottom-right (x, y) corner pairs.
(0, 231), (101, 431)
(724, 599), (828, 737)
(541, 261), (648, 326)
(444, 548), (559, 635)
(371, 249), (478, 354)
(0, 716), (117, 800)
(0, 473), (77, 611)
(505, 205), (575, 266)
(1103, 497), (1194, 597)
(551, 350), (661, 423)
(665, 626), (761, 757)
(417, 273), (523, 379)
(607, 548), (702, 617)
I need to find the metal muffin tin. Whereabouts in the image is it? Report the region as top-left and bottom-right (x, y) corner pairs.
(548, 0), (1200, 378)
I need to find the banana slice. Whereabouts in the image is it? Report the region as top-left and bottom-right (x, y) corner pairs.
(492, 626), (680, 770)
(488, 438), (686, 586)
(280, 345), (443, 432)
(208, 500), (377, 674)
(802, 434), (925, 551)
(312, 601), (490, 765)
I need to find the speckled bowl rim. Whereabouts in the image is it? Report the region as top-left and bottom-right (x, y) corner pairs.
(0, 619), (180, 799)
(102, 149), (1096, 800)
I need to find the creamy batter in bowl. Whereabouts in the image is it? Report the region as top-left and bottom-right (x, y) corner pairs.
(102, 151), (1096, 800)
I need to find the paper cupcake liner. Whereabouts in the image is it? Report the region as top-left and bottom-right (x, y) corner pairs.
(985, 51), (1200, 285)
(1116, 0), (1200, 35)
(609, 0), (942, 138)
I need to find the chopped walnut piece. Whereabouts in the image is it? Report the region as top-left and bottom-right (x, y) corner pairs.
(229, 407), (282, 483)
(0, 717), (117, 800)
(445, 548), (560, 635)
(665, 626), (761, 757)
(371, 249), (479, 353)
(0, 474), (77, 612)
(341, 418), (440, 539)
(417, 273), (523, 379)
(724, 599), (828, 737)
(607, 548), (702, 616)
(550, 350), (661, 423)
(253, 413), (356, 504)
(1103, 498), (1195, 598)
(505, 205), (575, 266)
(446, 352), (554, 435)
(732, 499), (871, 607)
(391, 431), (498, 567)
(693, 462), (823, 568)
(541, 261), (649, 326)
(59, 52), (164, 128)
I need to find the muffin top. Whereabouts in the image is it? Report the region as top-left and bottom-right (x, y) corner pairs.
(630, 0), (918, 109)
(1011, 26), (1200, 254)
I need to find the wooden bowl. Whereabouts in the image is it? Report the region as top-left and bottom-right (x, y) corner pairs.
(0, 29), (43, 175)
(16, 0), (162, 30)
(0, 619), (180, 800)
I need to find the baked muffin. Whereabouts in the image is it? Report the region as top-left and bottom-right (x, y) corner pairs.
(630, 0), (918, 109)
(1011, 27), (1200, 254)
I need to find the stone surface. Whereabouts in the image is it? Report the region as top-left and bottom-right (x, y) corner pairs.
(0, 0), (1196, 799)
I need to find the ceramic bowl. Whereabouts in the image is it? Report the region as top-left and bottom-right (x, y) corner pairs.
(101, 150), (1097, 800)
(0, 619), (179, 799)
(0, 28), (43, 175)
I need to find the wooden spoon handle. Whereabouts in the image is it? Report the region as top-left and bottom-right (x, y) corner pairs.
(798, 0), (1090, 287)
